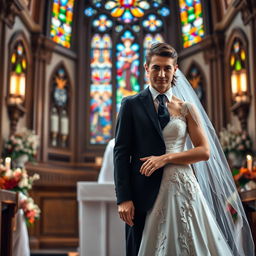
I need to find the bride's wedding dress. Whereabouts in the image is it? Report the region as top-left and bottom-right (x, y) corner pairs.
(138, 103), (233, 256)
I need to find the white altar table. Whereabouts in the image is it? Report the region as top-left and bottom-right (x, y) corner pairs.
(77, 182), (125, 256)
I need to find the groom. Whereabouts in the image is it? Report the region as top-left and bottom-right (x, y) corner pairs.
(114, 42), (178, 255)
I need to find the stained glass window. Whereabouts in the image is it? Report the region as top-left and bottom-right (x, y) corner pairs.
(143, 33), (164, 87)
(179, 0), (205, 48)
(187, 64), (205, 105)
(116, 30), (140, 112)
(90, 34), (112, 144)
(50, 0), (75, 48)
(85, 1), (170, 145)
(230, 38), (247, 103)
(105, 0), (150, 23)
(230, 39), (246, 72)
(10, 41), (27, 102)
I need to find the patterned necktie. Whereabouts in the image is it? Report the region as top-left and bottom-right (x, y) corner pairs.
(157, 94), (170, 129)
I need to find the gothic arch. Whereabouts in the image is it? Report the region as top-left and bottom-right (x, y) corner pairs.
(45, 61), (75, 162)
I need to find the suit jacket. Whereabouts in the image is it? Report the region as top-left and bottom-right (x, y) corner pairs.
(114, 87), (166, 213)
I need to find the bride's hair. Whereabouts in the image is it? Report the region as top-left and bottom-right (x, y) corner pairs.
(145, 42), (178, 87)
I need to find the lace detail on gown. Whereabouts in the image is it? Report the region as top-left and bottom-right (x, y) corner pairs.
(170, 169), (199, 256)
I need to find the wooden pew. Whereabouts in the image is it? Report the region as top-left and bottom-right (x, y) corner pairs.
(0, 189), (18, 256)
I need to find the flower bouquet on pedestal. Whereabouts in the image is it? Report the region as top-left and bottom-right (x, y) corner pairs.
(3, 128), (39, 168)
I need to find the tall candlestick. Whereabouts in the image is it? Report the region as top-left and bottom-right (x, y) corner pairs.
(247, 155), (253, 172)
(5, 157), (11, 170)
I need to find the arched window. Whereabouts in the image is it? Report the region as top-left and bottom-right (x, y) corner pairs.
(50, 0), (75, 48)
(84, 0), (170, 145)
(224, 29), (249, 128)
(49, 65), (71, 149)
(178, 0), (205, 48)
(9, 41), (27, 104)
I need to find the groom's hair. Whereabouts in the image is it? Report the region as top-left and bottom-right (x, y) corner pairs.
(145, 43), (178, 66)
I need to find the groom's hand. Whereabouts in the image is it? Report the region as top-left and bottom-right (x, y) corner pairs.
(118, 200), (135, 227)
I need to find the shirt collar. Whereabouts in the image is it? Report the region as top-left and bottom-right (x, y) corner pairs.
(149, 85), (173, 102)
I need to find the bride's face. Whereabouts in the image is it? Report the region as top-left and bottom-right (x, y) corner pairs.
(144, 55), (178, 93)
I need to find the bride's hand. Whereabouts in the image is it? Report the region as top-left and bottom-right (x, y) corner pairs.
(140, 155), (167, 176)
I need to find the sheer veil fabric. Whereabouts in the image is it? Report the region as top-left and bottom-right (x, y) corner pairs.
(172, 69), (254, 256)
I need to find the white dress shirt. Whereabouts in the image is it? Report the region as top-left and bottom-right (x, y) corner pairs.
(148, 85), (173, 111)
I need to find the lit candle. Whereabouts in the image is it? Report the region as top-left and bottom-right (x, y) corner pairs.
(231, 73), (238, 95)
(240, 71), (247, 92)
(5, 157), (11, 170)
(247, 155), (253, 171)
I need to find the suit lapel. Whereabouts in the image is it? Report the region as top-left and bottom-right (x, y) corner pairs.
(139, 87), (164, 141)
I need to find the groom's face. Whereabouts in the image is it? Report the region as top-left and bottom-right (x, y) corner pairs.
(144, 55), (178, 93)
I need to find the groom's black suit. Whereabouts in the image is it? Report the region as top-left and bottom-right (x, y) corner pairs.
(114, 87), (166, 255)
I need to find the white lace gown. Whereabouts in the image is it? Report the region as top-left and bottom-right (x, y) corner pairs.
(138, 103), (233, 256)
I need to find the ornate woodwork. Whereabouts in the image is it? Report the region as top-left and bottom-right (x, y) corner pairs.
(26, 162), (100, 249)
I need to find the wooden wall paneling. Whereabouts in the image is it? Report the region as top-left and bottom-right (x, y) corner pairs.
(26, 162), (99, 249)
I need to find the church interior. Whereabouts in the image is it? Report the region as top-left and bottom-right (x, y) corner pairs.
(0, 0), (256, 255)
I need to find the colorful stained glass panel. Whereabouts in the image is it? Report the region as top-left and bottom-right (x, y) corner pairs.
(90, 34), (112, 144)
(230, 39), (246, 71)
(105, 0), (149, 23)
(50, 0), (75, 48)
(93, 14), (113, 32)
(142, 14), (163, 32)
(179, 0), (205, 48)
(158, 6), (170, 16)
(116, 31), (140, 112)
(11, 42), (27, 74)
(84, 7), (97, 16)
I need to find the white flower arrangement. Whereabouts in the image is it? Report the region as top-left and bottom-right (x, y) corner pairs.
(219, 124), (253, 157)
(4, 128), (39, 162)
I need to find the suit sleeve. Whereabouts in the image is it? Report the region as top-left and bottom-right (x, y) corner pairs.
(114, 97), (133, 204)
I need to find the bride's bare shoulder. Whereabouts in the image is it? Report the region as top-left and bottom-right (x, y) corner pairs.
(172, 96), (185, 107)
